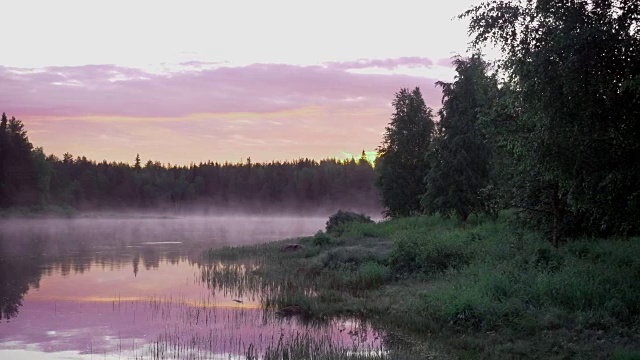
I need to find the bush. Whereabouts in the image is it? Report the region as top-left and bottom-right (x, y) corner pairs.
(320, 247), (387, 269)
(298, 231), (344, 249)
(311, 230), (332, 246)
(317, 261), (389, 292)
(326, 210), (374, 236)
(389, 231), (470, 275)
(356, 261), (389, 289)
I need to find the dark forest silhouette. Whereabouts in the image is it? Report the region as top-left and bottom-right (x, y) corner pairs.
(0, 112), (379, 214)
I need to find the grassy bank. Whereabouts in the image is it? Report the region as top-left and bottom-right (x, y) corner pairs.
(204, 212), (640, 359)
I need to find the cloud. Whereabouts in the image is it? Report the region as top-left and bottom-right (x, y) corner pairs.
(325, 57), (435, 70)
(0, 59), (447, 164)
(178, 60), (223, 67)
(0, 60), (443, 118)
(436, 57), (456, 67)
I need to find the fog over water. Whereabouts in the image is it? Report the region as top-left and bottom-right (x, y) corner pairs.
(0, 215), (383, 359)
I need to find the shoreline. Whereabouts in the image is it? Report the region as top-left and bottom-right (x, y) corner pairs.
(203, 212), (640, 359)
(0, 205), (382, 221)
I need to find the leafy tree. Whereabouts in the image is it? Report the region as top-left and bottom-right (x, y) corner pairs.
(376, 87), (435, 217)
(462, 0), (640, 240)
(421, 55), (497, 221)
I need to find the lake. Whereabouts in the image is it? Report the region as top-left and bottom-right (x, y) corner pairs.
(0, 216), (384, 359)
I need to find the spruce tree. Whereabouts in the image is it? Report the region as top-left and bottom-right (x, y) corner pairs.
(0, 116), (38, 206)
(134, 154), (142, 171)
(421, 55), (496, 222)
(0, 113), (7, 206)
(376, 88), (435, 217)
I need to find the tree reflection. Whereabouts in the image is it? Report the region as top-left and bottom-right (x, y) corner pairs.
(0, 217), (323, 320)
(0, 224), (202, 320)
(0, 233), (44, 321)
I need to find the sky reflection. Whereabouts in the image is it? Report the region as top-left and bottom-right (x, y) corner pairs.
(0, 217), (382, 358)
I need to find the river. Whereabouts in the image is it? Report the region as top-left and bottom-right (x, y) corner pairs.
(0, 216), (383, 359)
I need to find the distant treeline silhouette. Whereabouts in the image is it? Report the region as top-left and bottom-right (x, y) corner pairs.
(0, 113), (378, 213)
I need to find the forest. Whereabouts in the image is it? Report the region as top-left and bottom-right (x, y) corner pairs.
(0, 1), (639, 357)
(205, 3), (639, 356)
(376, 0), (639, 242)
(0, 115), (378, 214)
(2, 0), (639, 242)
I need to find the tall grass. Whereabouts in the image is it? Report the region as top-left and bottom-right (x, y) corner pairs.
(202, 211), (640, 358)
(409, 219), (640, 331)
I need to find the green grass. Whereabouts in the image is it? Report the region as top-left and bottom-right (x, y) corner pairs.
(203, 211), (640, 359)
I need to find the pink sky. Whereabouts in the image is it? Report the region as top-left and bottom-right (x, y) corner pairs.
(1, 0), (488, 165)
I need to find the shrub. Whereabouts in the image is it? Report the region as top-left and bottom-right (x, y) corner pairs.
(356, 261), (389, 289)
(389, 231), (470, 275)
(325, 210), (374, 236)
(320, 247), (386, 269)
(318, 262), (389, 292)
(311, 230), (332, 246)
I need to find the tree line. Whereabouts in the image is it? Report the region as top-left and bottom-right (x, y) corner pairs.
(375, 0), (639, 243)
(2, 0), (638, 243)
(0, 114), (378, 213)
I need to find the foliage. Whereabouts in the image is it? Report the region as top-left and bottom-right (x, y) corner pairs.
(613, 349), (640, 360)
(461, 0), (640, 238)
(421, 54), (498, 221)
(375, 88), (435, 218)
(325, 210), (374, 236)
(389, 230), (470, 275)
(309, 230), (333, 246)
(204, 213), (640, 358)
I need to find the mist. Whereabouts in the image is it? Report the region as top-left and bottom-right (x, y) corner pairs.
(0, 214), (333, 257)
(0, 214), (385, 357)
(0, 215), (330, 321)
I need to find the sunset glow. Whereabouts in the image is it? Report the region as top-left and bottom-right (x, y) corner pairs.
(1, 0), (487, 164)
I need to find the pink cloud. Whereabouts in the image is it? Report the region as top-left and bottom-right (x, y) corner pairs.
(178, 60), (225, 68)
(0, 61), (443, 118)
(326, 57), (435, 70)
(0, 59), (447, 164)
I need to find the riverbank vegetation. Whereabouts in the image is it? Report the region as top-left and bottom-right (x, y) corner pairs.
(205, 212), (640, 358)
(365, 0), (640, 350)
(2, 0), (638, 356)
(374, 0), (639, 241)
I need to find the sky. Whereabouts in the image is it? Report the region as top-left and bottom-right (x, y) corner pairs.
(1, 0), (487, 165)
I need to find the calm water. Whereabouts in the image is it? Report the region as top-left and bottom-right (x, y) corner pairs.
(0, 217), (383, 359)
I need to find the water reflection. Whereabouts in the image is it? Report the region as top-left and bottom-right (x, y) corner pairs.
(0, 217), (383, 359)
